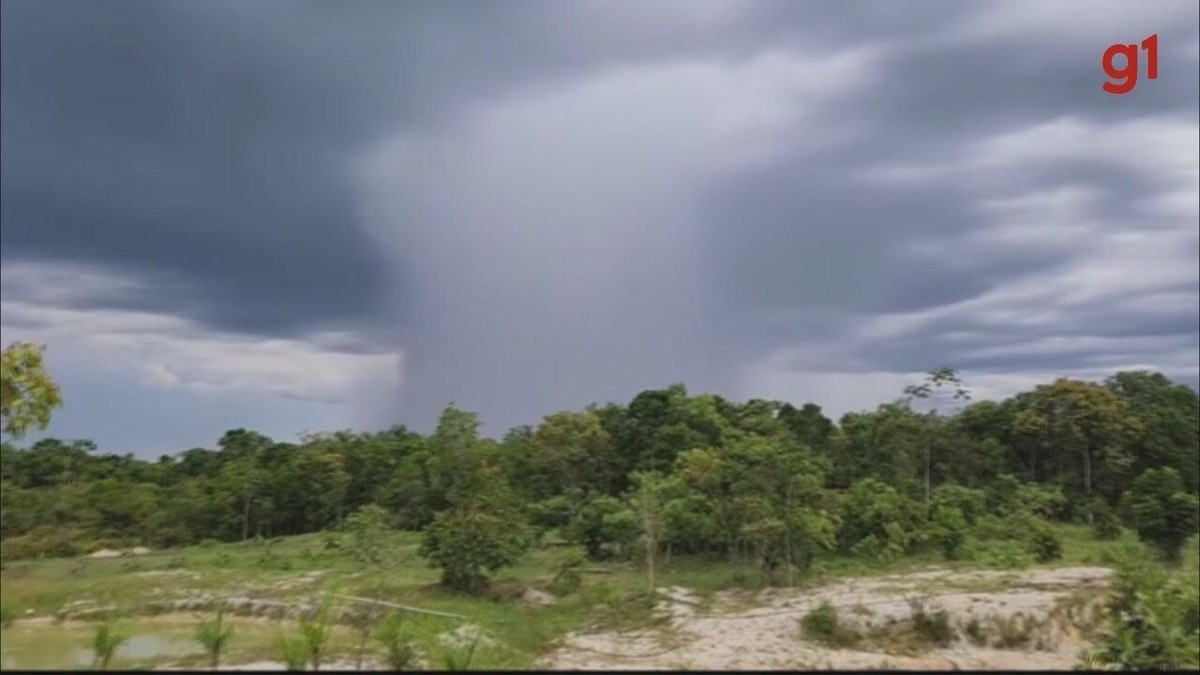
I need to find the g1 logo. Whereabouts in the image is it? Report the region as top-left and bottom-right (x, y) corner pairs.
(1102, 34), (1158, 95)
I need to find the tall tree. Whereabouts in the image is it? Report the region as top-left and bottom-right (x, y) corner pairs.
(1015, 379), (1141, 521)
(903, 366), (971, 513)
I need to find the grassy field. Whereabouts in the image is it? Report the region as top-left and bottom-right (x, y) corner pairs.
(0, 525), (1140, 670)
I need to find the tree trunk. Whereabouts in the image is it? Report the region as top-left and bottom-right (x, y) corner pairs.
(646, 537), (656, 593)
(1082, 445), (1094, 524)
(241, 494), (251, 541)
(924, 442), (932, 516)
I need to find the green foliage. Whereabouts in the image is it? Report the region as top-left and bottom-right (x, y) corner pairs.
(89, 621), (129, 671)
(1081, 537), (1200, 670)
(838, 478), (921, 561)
(1, 342), (64, 439)
(1091, 500), (1123, 541)
(1127, 467), (1200, 561)
(930, 504), (969, 561)
(0, 603), (15, 629)
(420, 506), (532, 593)
(374, 612), (419, 671)
(550, 550), (587, 596)
(342, 505), (393, 567)
(439, 635), (481, 670)
(195, 605), (234, 669)
(296, 601), (333, 671)
(801, 600), (860, 648)
(566, 496), (632, 560)
(277, 634), (310, 671)
(1027, 519), (1064, 563)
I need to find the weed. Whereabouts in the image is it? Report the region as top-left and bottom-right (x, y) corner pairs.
(963, 616), (986, 646)
(993, 613), (1034, 649)
(0, 603), (15, 629)
(277, 634), (309, 671)
(907, 596), (955, 647)
(801, 600), (861, 648)
(195, 605), (234, 669)
(439, 634), (480, 670)
(375, 612), (419, 670)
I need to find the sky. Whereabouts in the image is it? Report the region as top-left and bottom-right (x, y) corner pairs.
(2, 0), (1197, 457)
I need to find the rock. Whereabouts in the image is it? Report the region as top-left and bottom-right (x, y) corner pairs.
(129, 546), (151, 556)
(521, 588), (558, 607)
(87, 548), (123, 559)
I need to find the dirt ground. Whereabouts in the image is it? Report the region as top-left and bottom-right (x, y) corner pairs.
(541, 566), (1112, 670)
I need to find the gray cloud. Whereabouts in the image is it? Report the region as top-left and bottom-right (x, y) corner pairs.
(2, 0), (1196, 442)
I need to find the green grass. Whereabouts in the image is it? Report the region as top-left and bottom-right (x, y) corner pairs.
(0, 523), (1147, 669)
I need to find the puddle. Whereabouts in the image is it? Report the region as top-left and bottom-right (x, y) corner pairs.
(1, 626), (202, 670)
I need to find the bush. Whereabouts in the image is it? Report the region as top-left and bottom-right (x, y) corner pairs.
(566, 496), (631, 561)
(550, 550), (586, 596)
(908, 596), (955, 647)
(1026, 521), (1063, 563)
(420, 506), (532, 593)
(0, 604), (15, 629)
(801, 600), (860, 648)
(930, 505), (969, 561)
(1079, 538), (1199, 670)
(1127, 468), (1200, 561)
(375, 612), (419, 670)
(1091, 501), (1123, 541)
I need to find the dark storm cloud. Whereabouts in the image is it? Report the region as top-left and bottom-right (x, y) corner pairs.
(2, 0), (1197, 436)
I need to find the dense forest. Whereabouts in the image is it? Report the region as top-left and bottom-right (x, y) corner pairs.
(2, 367), (1198, 582)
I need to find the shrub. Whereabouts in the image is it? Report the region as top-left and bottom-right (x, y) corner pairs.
(801, 600), (860, 648)
(195, 605), (234, 669)
(908, 596), (955, 647)
(1127, 468), (1200, 561)
(1091, 501), (1123, 541)
(420, 506), (532, 594)
(550, 550), (586, 596)
(1026, 521), (1063, 563)
(439, 635), (480, 670)
(374, 612), (419, 671)
(0, 604), (15, 629)
(1080, 537), (1200, 670)
(930, 505), (969, 561)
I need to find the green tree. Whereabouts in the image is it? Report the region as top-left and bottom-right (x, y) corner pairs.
(419, 506), (532, 593)
(903, 366), (971, 513)
(628, 471), (678, 593)
(1014, 379), (1140, 521)
(1127, 468), (1200, 561)
(1, 342), (64, 439)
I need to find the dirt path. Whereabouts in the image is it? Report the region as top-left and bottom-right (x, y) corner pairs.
(542, 566), (1111, 670)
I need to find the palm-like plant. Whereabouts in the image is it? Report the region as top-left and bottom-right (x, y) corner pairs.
(196, 605), (235, 669)
(90, 622), (129, 671)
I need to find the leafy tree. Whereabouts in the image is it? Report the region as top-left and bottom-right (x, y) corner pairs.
(903, 366), (971, 511)
(628, 471), (679, 593)
(1, 342), (64, 439)
(420, 506), (532, 593)
(1014, 379), (1140, 521)
(1127, 468), (1200, 561)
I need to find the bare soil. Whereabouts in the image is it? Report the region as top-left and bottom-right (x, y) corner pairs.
(542, 566), (1111, 670)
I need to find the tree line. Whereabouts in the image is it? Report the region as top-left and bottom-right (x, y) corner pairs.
(2, 367), (1198, 589)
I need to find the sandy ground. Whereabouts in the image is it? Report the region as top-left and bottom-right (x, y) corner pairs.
(542, 566), (1112, 670)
